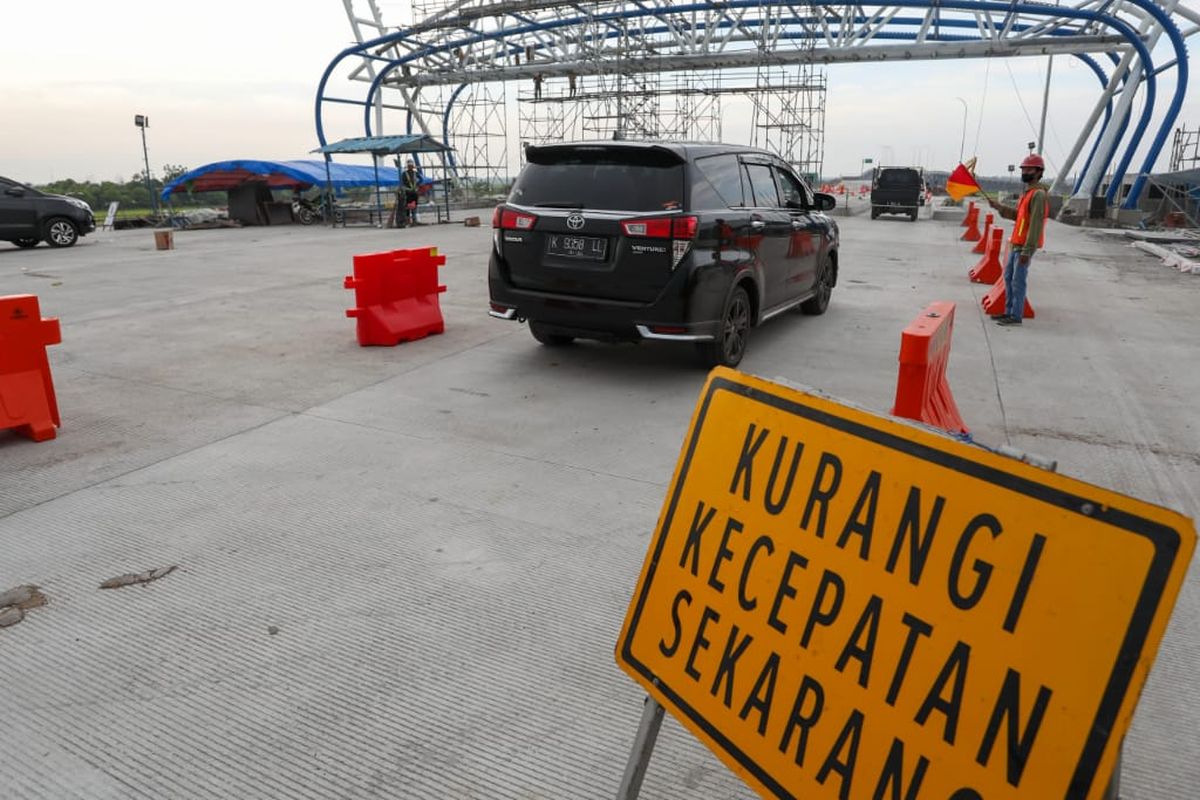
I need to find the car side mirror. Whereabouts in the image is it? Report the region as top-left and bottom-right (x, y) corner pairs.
(814, 192), (836, 211)
(4, 187), (24, 197)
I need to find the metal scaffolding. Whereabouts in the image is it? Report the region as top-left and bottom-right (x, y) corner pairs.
(447, 81), (510, 195)
(1170, 125), (1200, 173)
(750, 65), (827, 183)
(321, 0), (1200, 210)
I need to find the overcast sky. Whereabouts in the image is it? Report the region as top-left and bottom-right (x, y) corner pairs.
(1, 1), (1194, 187)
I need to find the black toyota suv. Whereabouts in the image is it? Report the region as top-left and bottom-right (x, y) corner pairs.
(488, 141), (839, 367)
(0, 176), (96, 248)
(870, 166), (925, 221)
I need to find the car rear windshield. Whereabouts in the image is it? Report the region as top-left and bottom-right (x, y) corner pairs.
(878, 169), (921, 185)
(510, 147), (685, 212)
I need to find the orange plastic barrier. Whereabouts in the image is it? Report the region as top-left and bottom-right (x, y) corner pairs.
(0, 295), (62, 442)
(960, 208), (981, 241)
(960, 201), (978, 228)
(981, 274), (1036, 319)
(969, 227), (1004, 284)
(971, 213), (994, 254)
(891, 301), (969, 435)
(344, 247), (447, 346)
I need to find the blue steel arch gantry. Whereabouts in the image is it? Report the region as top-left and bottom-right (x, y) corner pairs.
(320, 0), (1200, 210)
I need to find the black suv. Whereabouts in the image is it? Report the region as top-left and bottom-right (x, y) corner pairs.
(869, 166), (925, 221)
(488, 141), (839, 367)
(0, 176), (96, 248)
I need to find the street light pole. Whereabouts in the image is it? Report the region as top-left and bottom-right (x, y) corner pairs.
(1037, 55), (1054, 154)
(954, 97), (968, 163)
(134, 114), (157, 216)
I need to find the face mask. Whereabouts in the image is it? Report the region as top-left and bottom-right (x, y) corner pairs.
(1021, 171), (1038, 184)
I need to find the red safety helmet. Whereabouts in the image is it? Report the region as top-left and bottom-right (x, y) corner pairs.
(1020, 154), (1046, 170)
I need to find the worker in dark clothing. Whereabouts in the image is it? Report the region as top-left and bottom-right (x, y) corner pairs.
(987, 153), (1049, 326)
(399, 159), (423, 227)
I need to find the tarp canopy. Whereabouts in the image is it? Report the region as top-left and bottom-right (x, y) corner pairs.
(313, 134), (452, 156)
(161, 159), (400, 201)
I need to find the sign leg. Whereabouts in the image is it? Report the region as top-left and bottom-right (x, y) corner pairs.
(615, 696), (665, 800)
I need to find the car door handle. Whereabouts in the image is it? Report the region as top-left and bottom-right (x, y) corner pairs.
(750, 219), (766, 230)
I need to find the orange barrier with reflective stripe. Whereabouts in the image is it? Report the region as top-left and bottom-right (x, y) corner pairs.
(891, 301), (969, 435)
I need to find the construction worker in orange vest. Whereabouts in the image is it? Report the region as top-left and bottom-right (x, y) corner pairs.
(987, 153), (1048, 326)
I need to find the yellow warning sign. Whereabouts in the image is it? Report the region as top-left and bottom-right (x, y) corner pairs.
(616, 367), (1195, 799)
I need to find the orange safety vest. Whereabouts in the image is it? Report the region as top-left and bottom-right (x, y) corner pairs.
(1011, 187), (1048, 247)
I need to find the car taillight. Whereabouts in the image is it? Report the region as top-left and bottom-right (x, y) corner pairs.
(622, 215), (698, 269)
(620, 215), (698, 239)
(495, 208), (537, 230)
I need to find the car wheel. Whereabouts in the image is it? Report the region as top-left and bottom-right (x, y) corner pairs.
(697, 285), (751, 368)
(529, 321), (574, 346)
(910, 210), (919, 222)
(801, 256), (835, 315)
(870, 208), (879, 220)
(44, 218), (79, 248)
(14, 238), (39, 248)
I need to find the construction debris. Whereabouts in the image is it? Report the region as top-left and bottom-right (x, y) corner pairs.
(1131, 240), (1200, 274)
(99, 565), (178, 590)
(0, 584), (47, 630)
(0, 585), (46, 609)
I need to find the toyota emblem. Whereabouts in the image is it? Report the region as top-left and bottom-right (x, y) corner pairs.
(566, 213), (585, 230)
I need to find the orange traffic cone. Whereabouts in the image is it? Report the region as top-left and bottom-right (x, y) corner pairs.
(961, 201), (977, 228)
(972, 213), (993, 254)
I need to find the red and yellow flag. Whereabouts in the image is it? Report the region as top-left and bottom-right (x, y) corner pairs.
(946, 158), (981, 201)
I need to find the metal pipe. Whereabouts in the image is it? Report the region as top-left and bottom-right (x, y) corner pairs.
(1037, 54), (1054, 154)
(954, 96), (968, 162)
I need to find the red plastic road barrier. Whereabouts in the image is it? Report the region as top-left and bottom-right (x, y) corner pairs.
(0, 295), (62, 442)
(891, 301), (969, 435)
(960, 201), (978, 228)
(344, 247), (447, 346)
(981, 274), (1036, 319)
(969, 227), (1004, 284)
(972, 213), (994, 254)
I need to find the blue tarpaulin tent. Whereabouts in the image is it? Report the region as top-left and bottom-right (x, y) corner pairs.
(160, 159), (398, 201)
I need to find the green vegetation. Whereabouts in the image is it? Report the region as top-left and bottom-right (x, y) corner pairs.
(33, 164), (226, 215)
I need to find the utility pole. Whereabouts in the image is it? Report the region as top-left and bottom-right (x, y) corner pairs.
(134, 114), (157, 215)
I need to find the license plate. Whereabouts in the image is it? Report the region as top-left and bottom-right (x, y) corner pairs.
(546, 234), (607, 261)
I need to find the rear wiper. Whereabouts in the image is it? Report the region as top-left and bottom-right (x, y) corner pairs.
(532, 201), (584, 209)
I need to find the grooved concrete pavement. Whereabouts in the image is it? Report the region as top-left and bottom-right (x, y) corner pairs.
(1, 213), (1197, 798)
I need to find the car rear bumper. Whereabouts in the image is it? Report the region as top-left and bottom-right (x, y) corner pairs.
(488, 255), (722, 342)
